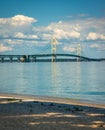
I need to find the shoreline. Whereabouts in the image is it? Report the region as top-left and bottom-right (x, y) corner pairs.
(0, 93), (105, 109)
(0, 93), (105, 130)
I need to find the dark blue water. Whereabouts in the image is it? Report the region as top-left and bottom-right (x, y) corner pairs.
(0, 62), (105, 103)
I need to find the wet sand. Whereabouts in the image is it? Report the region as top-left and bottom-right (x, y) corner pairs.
(0, 94), (105, 130)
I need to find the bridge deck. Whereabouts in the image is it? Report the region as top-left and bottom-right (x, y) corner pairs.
(0, 54), (104, 62)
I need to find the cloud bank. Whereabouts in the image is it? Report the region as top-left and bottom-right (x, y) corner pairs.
(0, 44), (12, 52)
(0, 15), (105, 58)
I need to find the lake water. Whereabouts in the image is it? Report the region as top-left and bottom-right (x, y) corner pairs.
(0, 62), (105, 104)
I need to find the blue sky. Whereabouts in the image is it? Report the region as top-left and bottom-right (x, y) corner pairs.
(0, 0), (105, 58)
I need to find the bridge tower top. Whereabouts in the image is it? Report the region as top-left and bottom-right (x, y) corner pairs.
(51, 37), (57, 62)
(51, 37), (57, 54)
(77, 44), (82, 61)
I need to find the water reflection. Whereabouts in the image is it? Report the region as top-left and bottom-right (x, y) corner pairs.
(0, 62), (105, 103)
(76, 62), (82, 90)
(51, 62), (60, 95)
(51, 63), (57, 86)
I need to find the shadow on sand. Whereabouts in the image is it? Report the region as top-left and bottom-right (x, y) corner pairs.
(0, 98), (105, 130)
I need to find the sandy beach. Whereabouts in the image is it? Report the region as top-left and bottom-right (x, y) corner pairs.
(0, 94), (105, 130)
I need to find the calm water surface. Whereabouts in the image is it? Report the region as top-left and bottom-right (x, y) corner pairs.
(0, 62), (105, 104)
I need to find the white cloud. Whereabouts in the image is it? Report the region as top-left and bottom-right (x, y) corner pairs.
(14, 32), (38, 39)
(29, 35), (38, 39)
(39, 22), (81, 40)
(53, 29), (80, 39)
(87, 32), (98, 40)
(42, 33), (52, 40)
(90, 43), (105, 50)
(90, 43), (100, 48)
(11, 15), (37, 26)
(0, 15), (38, 40)
(4, 39), (23, 45)
(0, 15), (37, 26)
(63, 46), (76, 52)
(35, 17), (104, 41)
(14, 32), (26, 38)
(0, 44), (12, 52)
(48, 21), (81, 38)
(69, 31), (80, 38)
(87, 32), (105, 40)
(53, 29), (67, 39)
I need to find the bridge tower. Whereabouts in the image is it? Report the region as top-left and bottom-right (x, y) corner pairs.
(51, 37), (57, 62)
(77, 44), (82, 61)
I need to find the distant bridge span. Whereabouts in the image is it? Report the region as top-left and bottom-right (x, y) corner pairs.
(0, 53), (90, 59)
(31, 54), (90, 60)
(0, 53), (96, 62)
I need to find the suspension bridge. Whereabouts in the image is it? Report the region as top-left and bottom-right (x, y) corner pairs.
(0, 38), (105, 62)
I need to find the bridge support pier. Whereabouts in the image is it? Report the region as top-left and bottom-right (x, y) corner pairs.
(26, 55), (30, 62)
(1, 58), (4, 62)
(18, 57), (21, 62)
(52, 54), (56, 62)
(33, 57), (36, 62)
(22, 55), (30, 62)
(10, 57), (13, 62)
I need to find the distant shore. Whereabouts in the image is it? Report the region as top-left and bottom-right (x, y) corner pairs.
(0, 93), (105, 130)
